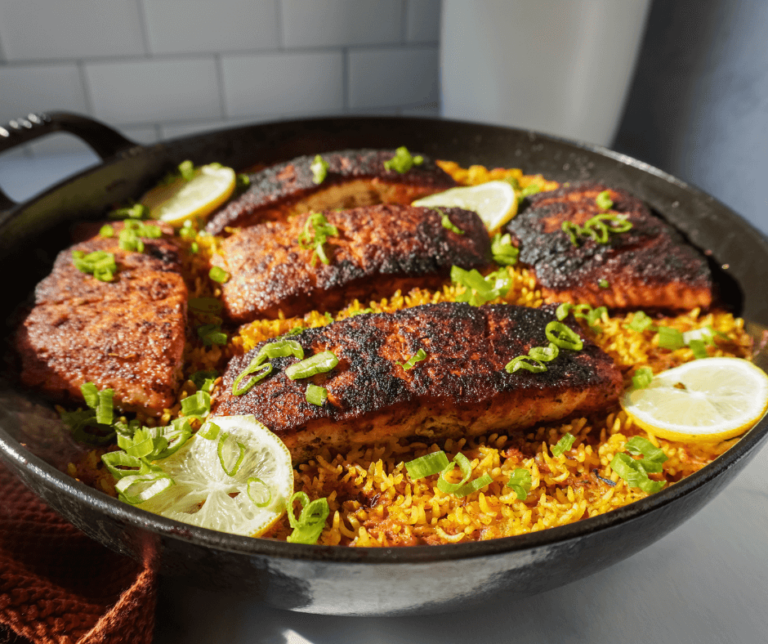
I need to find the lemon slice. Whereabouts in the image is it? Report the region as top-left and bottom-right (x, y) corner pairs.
(413, 181), (517, 232)
(141, 163), (236, 225)
(621, 358), (768, 443)
(137, 415), (293, 536)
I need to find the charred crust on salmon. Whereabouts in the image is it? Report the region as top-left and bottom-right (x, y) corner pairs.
(506, 182), (713, 311)
(213, 302), (623, 464)
(205, 149), (457, 234)
(212, 204), (492, 321)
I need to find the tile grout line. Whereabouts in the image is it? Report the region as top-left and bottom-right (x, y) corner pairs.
(77, 60), (96, 116)
(134, 0), (153, 57)
(275, 0), (285, 50)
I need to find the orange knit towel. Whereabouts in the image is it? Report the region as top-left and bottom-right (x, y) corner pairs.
(0, 463), (156, 644)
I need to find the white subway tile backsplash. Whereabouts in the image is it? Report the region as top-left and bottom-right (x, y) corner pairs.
(28, 132), (103, 157)
(348, 47), (439, 109)
(281, 0), (404, 48)
(160, 119), (236, 140)
(221, 52), (344, 117)
(406, 0), (442, 43)
(118, 125), (160, 146)
(84, 58), (221, 125)
(142, 0), (279, 55)
(0, 65), (89, 124)
(0, 0), (145, 61)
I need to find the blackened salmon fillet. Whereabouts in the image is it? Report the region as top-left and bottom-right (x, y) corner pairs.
(16, 222), (187, 415)
(211, 204), (491, 322)
(506, 182), (713, 310)
(213, 302), (622, 464)
(205, 149), (457, 234)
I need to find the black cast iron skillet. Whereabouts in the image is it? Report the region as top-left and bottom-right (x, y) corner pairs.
(1, 112), (766, 616)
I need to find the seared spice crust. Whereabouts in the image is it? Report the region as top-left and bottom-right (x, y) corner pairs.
(213, 302), (623, 464)
(506, 182), (713, 310)
(212, 204), (491, 322)
(205, 149), (457, 234)
(16, 222), (187, 415)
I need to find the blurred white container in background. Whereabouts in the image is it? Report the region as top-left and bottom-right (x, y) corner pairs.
(441, 0), (651, 146)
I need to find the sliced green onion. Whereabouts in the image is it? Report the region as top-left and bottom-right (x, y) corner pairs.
(506, 468), (532, 500)
(453, 473), (493, 497)
(552, 432), (575, 457)
(405, 451), (450, 480)
(190, 370), (218, 391)
(285, 351), (339, 380)
(397, 348), (427, 371)
(688, 338), (708, 359)
(116, 471), (174, 505)
(181, 390), (211, 418)
(595, 190), (614, 211)
(236, 173), (251, 190)
(101, 451), (145, 480)
(598, 279), (609, 289)
(545, 321), (583, 351)
(261, 339), (304, 362)
(556, 303), (572, 320)
(95, 388), (114, 425)
(72, 250), (117, 282)
(100, 224), (114, 238)
(505, 355), (547, 374)
(491, 232), (519, 266)
(287, 492), (330, 544)
(632, 367), (654, 390)
(198, 420), (221, 441)
(179, 220), (198, 240)
(189, 297), (223, 314)
(197, 323), (228, 346)
(626, 310), (655, 333)
(610, 452), (666, 494)
(178, 160), (196, 181)
(451, 266), (511, 306)
(583, 219), (610, 244)
(232, 360), (272, 396)
(586, 306), (607, 329)
(247, 477), (272, 507)
(348, 308), (373, 317)
(118, 428), (155, 458)
(562, 221), (581, 246)
(217, 432), (246, 477)
(383, 146), (424, 174)
(624, 436), (668, 474)
(81, 382), (100, 409)
(683, 325), (718, 346)
(517, 183), (542, 203)
(657, 326), (685, 351)
(310, 154), (329, 185)
(527, 342), (559, 363)
(108, 203), (149, 220)
(280, 326), (305, 337)
(437, 452), (473, 494)
(150, 419), (192, 459)
(306, 383), (328, 406)
(439, 210), (464, 235)
(298, 212), (339, 266)
(209, 266), (230, 283)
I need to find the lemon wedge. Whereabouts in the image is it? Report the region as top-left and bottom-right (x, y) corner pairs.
(137, 415), (293, 537)
(413, 181), (518, 233)
(621, 358), (768, 443)
(141, 163), (236, 225)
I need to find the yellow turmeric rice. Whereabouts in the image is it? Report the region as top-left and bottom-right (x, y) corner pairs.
(69, 162), (754, 547)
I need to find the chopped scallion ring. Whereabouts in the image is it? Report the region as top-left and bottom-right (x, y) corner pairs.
(311, 154), (329, 185)
(491, 232), (519, 266)
(405, 451), (450, 480)
(632, 367), (654, 390)
(100, 224), (114, 238)
(451, 266), (511, 307)
(596, 190), (614, 211)
(72, 250), (117, 282)
(383, 146), (424, 174)
(306, 383), (328, 406)
(217, 431), (246, 477)
(528, 342), (559, 363)
(285, 351), (339, 380)
(625, 310), (655, 333)
(180, 390), (211, 418)
(438, 209), (464, 235)
(505, 355), (547, 374)
(198, 420), (221, 441)
(437, 452), (473, 494)
(610, 452), (666, 493)
(657, 326), (685, 351)
(108, 203), (149, 220)
(209, 266), (230, 283)
(545, 321), (583, 351)
(624, 436), (668, 473)
(232, 361), (273, 396)
(115, 471), (174, 505)
(551, 432), (576, 457)
(689, 338), (709, 359)
(598, 279), (610, 289)
(95, 388), (114, 425)
(397, 348), (427, 371)
(197, 323), (228, 347)
(506, 468), (532, 500)
(261, 339), (305, 362)
(101, 451), (146, 480)
(298, 212), (339, 266)
(247, 477), (272, 508)
(287, 492), (330, 544)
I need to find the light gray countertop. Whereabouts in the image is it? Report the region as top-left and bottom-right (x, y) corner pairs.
(4, 153), (767, 644)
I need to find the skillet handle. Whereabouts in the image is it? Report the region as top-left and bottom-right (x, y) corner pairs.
(0, 111), (137, 211)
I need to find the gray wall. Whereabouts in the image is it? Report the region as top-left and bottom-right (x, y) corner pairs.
(614, 0), (768, 235)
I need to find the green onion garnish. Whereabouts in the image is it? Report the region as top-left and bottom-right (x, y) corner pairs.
(561, 212), (632, 247)
(562, 221), (581, 246)
(439, 210), (464, 235)
(236, 173), (250, 190)
(115, 471), (174, 505)
(348, 308), (373, 317)
(397, 348), (427, 371)
(100, 224), (114, 238)
(626, 310), (655, 333)
(197, 324), (228, 346)
(72, 250), (117, 282)
(405, 451), (450, 480)
(595, 190), (614, 211)
(101, 451), (146, 480)
(198, 420), (221, 441)
(306, 383), (328, 406)
(545, 321), (583, 351)
(657, 326), (685, 351)
(689, 339), (708, 359)
(505, 355), (547, 373)
(81, 381), (99, 409)
(232, 361), (272, 396)
(261, 339), (305, 362)
(383, 146), (424, 174)
(95, 388), (114, 425)
(285, 351), (339, 380)
(190, 370), (218, 392)
(624, 436), (668, 474)
(527, 342), (559, 363)
(610, 452), (666, 494)
(437, 452), (492, 497)
(287, 492), (329, 544)
(632, 367), (654, 390)
(552, 432), (575, 457)
(217, 432), (246, 477)
(298, 212), (339, 266)
(247, 477), (272, 508)
(517, 183), (542, 204)
(556, 303), (572, 321)
(491, 232), (519, 266)
(181, 390), (211, 418)
(108, 203), (149, 220)
(179, 220), (197, 241)
(209, 266), (230, 283)
(189, 297), (223, 314)
(311, 154), (330, 185)
(451, 266), (511, 306)
(179, 160), (196, 181)
(598, 279), (609, 289)
(506, 468), (532, 500)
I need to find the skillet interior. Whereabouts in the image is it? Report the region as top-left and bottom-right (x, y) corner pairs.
(1, 114), (767, 615)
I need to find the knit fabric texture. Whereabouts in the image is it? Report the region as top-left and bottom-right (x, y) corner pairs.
(0, 463), (156, 644)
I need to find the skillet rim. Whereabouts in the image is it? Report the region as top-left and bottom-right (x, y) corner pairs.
(1, 114), (767, 565)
